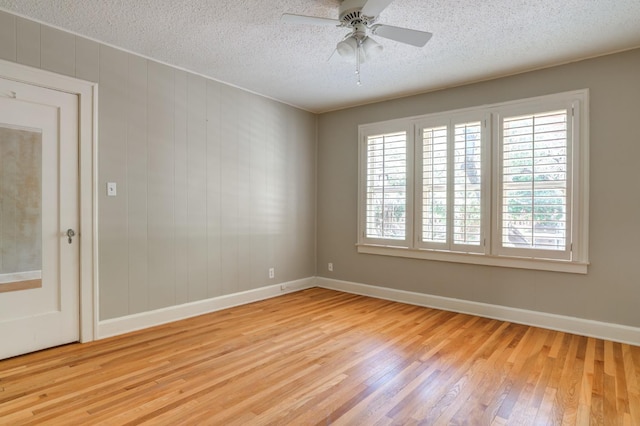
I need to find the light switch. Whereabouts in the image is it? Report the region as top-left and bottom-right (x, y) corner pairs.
(107, 182), (117, 196)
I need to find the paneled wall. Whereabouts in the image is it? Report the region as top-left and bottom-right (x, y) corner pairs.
(0, 11), (317, 320)
(317, 48), (640, 328)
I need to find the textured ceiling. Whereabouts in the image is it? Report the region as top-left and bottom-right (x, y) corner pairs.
(1, 0), (640, 113)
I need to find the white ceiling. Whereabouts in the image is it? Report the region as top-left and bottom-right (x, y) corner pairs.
(2, 0), (640, 113)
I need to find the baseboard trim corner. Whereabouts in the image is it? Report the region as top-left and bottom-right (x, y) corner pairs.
(316, 277), (640, 346)
(97, 277), (316, 339)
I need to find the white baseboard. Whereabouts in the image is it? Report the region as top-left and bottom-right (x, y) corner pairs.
(97, 277), (315, 339)
(97, 276), (640, 346)
(316, 277), (640, 346)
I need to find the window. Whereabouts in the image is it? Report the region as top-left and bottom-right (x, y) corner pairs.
(360, 124), (413, 247)
(420, 124), (448, 246)
(415, 113), (489, 254)
(358, 90), (589, 273)
(495, 107), (572, 261)
(364, 131), (407, 241)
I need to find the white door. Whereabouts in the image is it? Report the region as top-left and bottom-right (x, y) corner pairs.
(0, 77), (79, 360)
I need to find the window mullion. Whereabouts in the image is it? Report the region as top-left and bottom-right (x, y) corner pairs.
(482, 117), (491, 254)
(413, 125), (422, 247)
(405, 125), (415, 248)
(446, 120), (454, 249)
(491, 113), (501, 257)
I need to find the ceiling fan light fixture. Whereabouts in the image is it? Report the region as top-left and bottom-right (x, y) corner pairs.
(361, 36), (383, 59)
(336, 36), (358, 58)
(283, 0), (432, 85)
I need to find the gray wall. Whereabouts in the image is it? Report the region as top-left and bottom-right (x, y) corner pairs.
(0, 11), (317, 320)
(317, 48), (640, 328)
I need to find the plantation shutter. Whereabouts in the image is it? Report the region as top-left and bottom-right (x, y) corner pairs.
(421, 126), (448, 244)
(500, 109), (570, 258)
(365, 131), (407, 241)
(453, 121), (483, 247)
(359, 91), (586, 270)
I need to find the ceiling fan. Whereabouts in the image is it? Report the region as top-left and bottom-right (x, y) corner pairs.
(282, 0), (433, 84)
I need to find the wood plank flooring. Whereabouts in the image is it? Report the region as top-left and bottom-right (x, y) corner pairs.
(1, 288), (639, 425)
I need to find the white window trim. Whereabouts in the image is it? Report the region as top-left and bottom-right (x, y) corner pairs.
(357, 89), (589, 274)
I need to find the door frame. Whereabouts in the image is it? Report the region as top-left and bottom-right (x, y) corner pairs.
(0, 58), (97, 343)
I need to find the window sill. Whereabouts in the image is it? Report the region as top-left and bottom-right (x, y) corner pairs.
(356, 244), (588, 274)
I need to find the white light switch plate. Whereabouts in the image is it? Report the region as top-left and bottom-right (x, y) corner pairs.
(107, 182), (117, 196)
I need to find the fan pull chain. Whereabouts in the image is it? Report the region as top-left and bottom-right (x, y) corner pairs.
(356, 42), (362, 86)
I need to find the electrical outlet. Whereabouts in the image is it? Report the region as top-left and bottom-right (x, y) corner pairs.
(269, 267), (275, 279)
(280, 284), (287, 291)
(328, 262), (333, 272)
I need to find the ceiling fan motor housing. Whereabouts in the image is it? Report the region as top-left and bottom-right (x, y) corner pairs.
(339, 0), (373, 25)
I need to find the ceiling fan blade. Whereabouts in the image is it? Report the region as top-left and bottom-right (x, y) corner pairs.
(281, 13), (340, 27)
(372, 24), (433, 47)
(361, 0), (395, 17)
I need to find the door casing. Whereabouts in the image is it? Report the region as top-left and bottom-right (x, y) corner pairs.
(0, 58), (97, 343)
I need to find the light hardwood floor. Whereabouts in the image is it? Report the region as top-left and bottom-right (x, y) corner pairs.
(1, 288), (639, 425)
